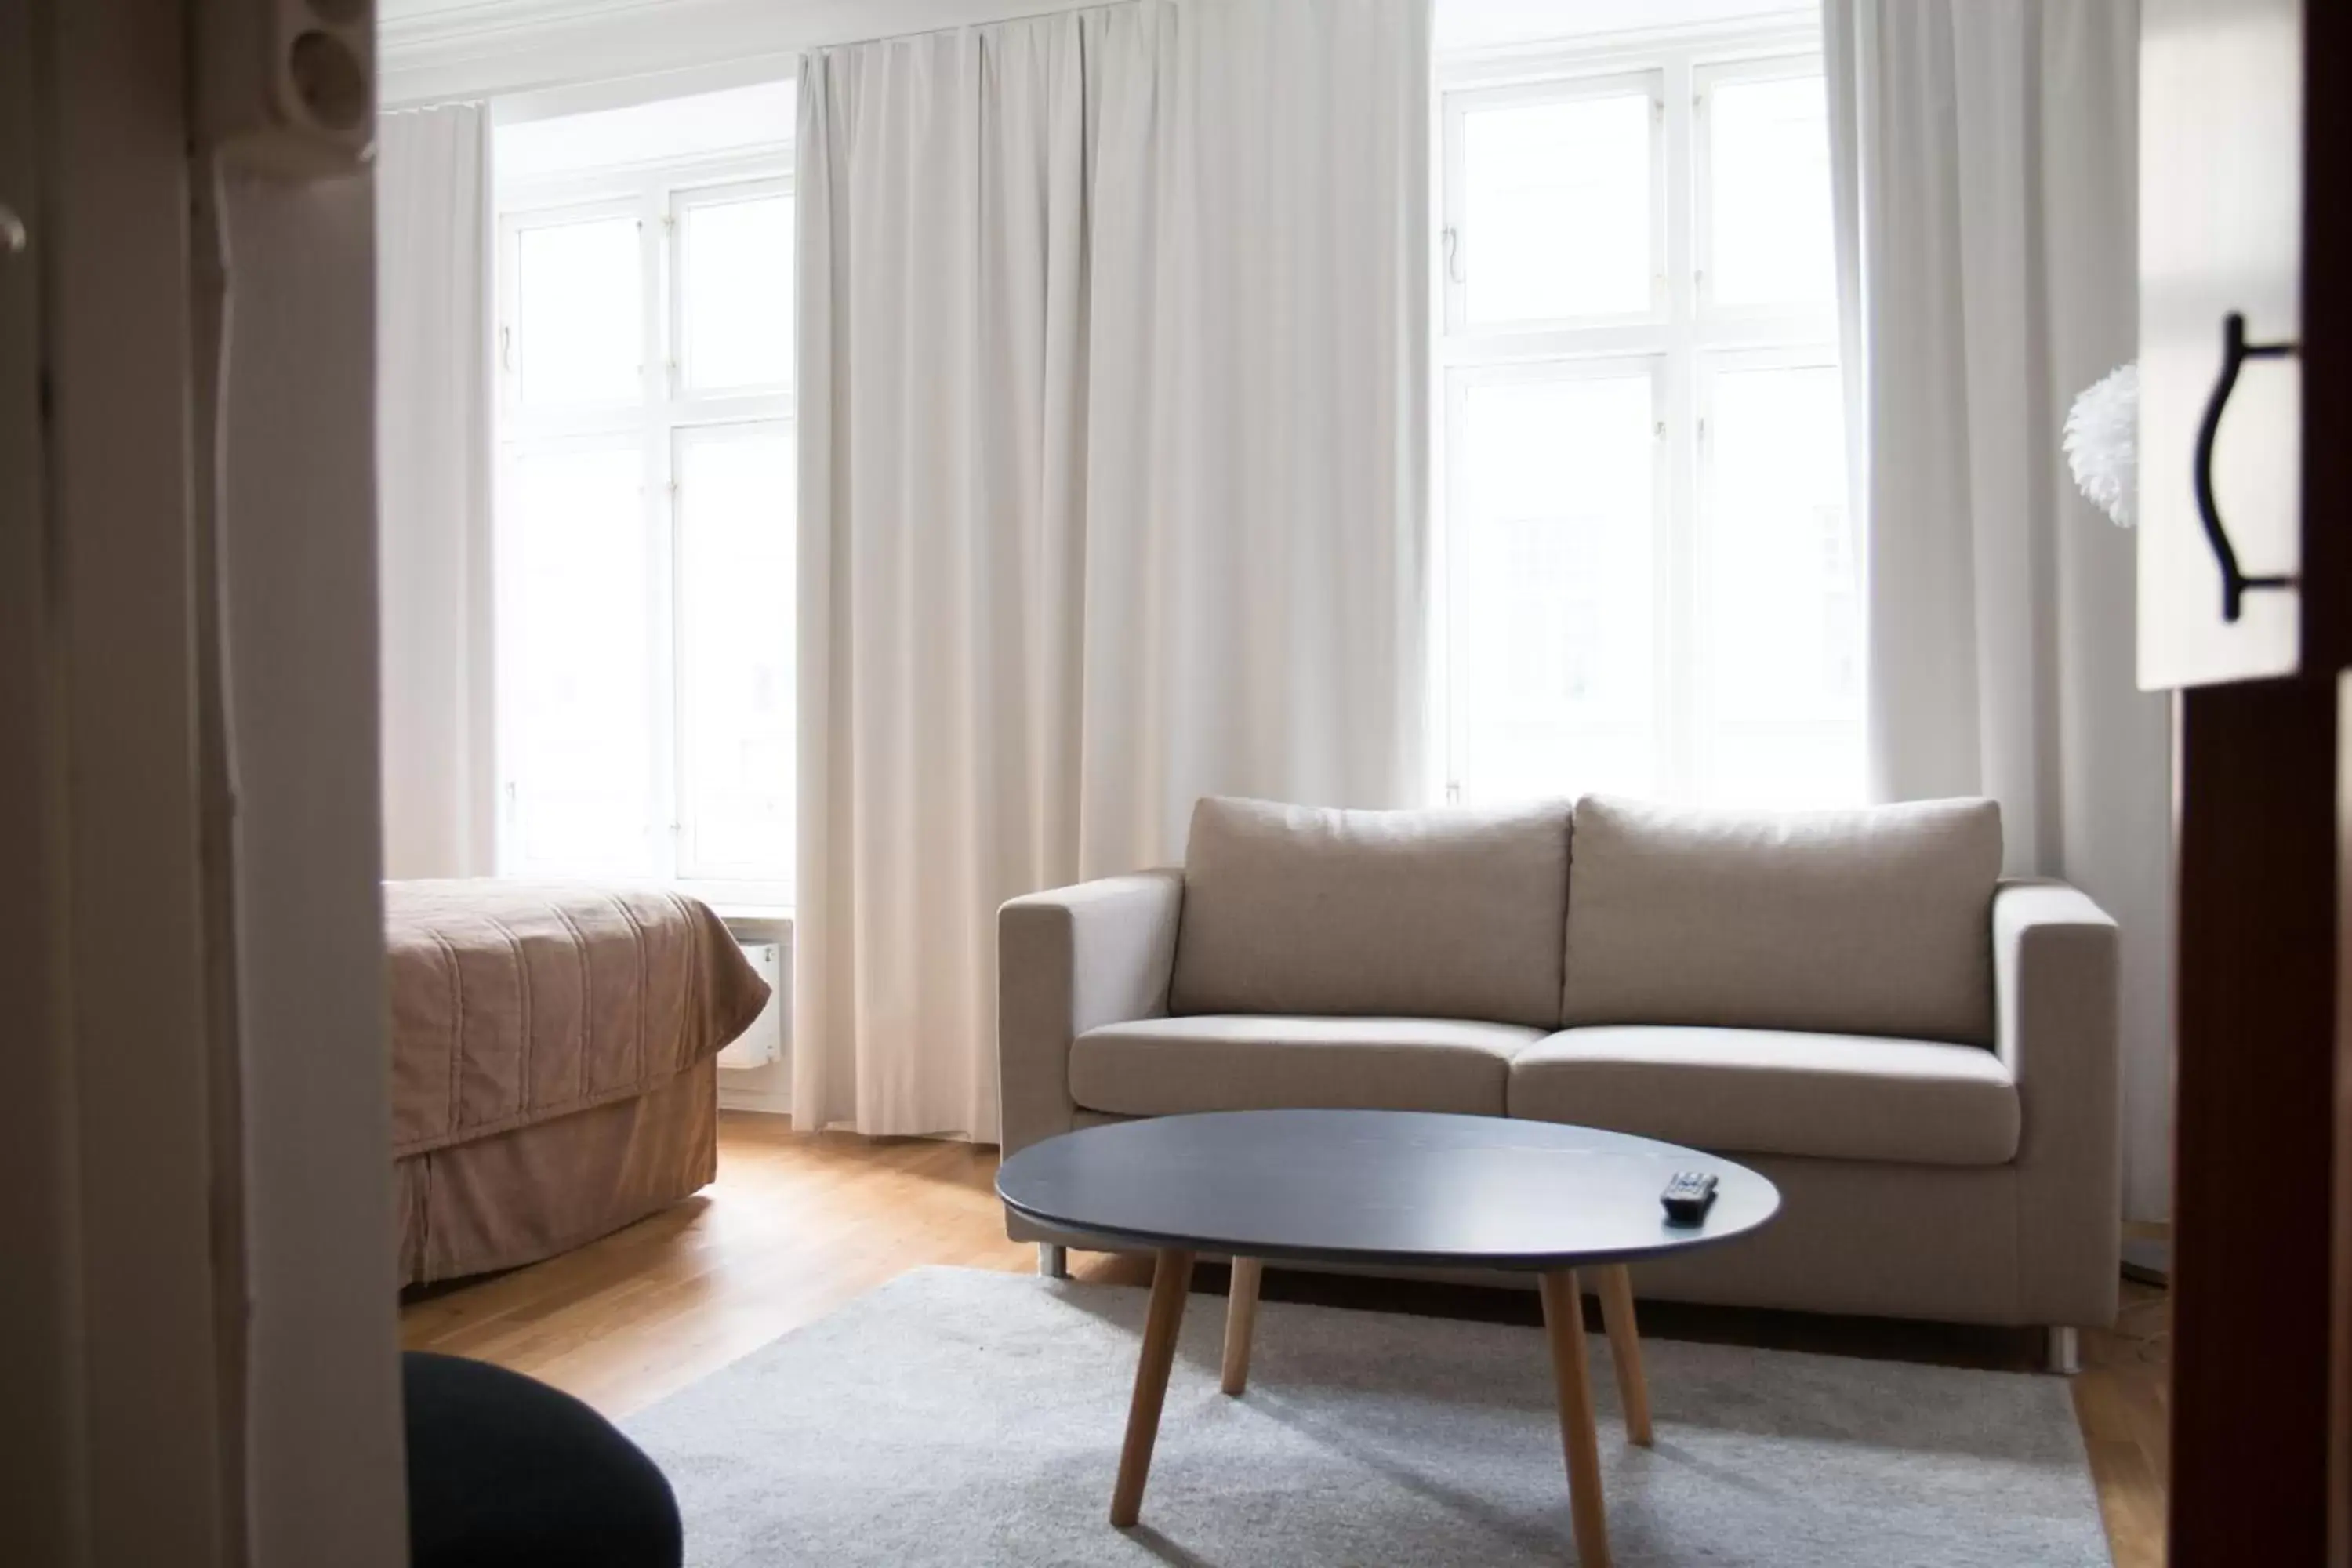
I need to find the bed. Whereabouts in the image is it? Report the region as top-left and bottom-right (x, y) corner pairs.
(387, 880), (771, 1287)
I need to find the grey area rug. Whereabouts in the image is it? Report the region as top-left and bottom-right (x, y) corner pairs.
(624, 1266), (2111, 1567)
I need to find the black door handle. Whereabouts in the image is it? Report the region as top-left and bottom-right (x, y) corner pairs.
(2193, 311), (2299, 622)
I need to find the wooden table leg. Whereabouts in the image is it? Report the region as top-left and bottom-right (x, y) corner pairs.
(1595, 1263), (1652, 1446)
(1221, 1257), (1263, 1396)
(1111, 1247), (1195, 1527)
(1539, 1268), (1611, 1568)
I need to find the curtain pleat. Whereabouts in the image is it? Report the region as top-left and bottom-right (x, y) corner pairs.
(1826, 0), (2174, 1222)
(793, 0), (1430, 1139)
(376, 105), (495, 880)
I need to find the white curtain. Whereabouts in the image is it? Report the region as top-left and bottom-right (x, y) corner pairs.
(1826, 0), (2174, 1221)
(794, 0), (1430, 1139)
(376, 104), (495, 880)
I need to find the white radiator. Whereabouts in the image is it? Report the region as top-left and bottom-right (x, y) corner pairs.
(717, 939), (785, 1070)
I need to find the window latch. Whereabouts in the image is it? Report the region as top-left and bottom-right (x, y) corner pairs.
(1442, 226), (1464, 285)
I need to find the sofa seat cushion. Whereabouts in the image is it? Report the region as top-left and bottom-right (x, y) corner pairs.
(1167, 795), (1573, 1029)
(1508, 1025), (2020, 1167)
(1071, 1015), (1541, 1118)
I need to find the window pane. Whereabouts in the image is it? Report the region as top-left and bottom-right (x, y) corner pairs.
(681, 194), (794, 394)
(1452, 372), (1657, 802)
(1464, 92), (1654, 325)
(515, 216), (641, 408)
(676, 430), (794, 884)
(1700, 362), (1861, 805)
(499, 445), (660, 874)
(1707, 74), (1836, 309)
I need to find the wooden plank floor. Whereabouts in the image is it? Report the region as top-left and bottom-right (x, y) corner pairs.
(401, 1112), (2170, 1565)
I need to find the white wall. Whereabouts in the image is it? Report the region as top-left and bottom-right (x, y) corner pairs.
(381, 0), (1821, 105)
(1436, 0), (1809, 52)
(383, 0), (1101, 104)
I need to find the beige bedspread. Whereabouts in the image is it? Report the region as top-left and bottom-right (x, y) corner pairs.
(386, 881), (770, 1159)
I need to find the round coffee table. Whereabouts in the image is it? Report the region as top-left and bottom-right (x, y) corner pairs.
(996, 1109), (1780, 1566)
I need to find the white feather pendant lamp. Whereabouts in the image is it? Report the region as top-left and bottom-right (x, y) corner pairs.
(2064, 361), (2138, 528)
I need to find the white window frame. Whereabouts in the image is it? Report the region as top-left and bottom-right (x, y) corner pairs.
(496, 143), (797, 909)
(1434, 15), (1849, 808)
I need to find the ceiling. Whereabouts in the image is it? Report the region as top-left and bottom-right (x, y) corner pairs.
(376, 0), (1816, 107)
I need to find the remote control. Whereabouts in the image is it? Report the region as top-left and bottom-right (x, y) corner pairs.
(1661, 1171), (1719, 1225)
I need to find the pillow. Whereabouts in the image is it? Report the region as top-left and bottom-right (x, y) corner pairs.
(1560, 795), (2003, 1044)
(1167, 796), (1573, 1029)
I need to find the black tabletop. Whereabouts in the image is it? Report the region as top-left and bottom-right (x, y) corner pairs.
(996, 1109), (1779, 1271)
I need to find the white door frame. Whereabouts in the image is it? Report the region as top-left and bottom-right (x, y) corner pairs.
(0, 2), (409, 1563)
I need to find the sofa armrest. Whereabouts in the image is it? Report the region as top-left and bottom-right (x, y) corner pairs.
(1994, 878), (2121, 1327)
(997, 869), (1185, 1159)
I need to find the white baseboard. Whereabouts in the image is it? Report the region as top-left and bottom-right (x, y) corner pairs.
(718, 1083), (793, 1117)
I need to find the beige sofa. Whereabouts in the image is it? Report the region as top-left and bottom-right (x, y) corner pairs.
(998, 794), (2120, 1360)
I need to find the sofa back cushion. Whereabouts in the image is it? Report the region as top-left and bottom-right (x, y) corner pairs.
(1560, 795), (2003, 1044)
(1167, 796), (1572, 1029)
